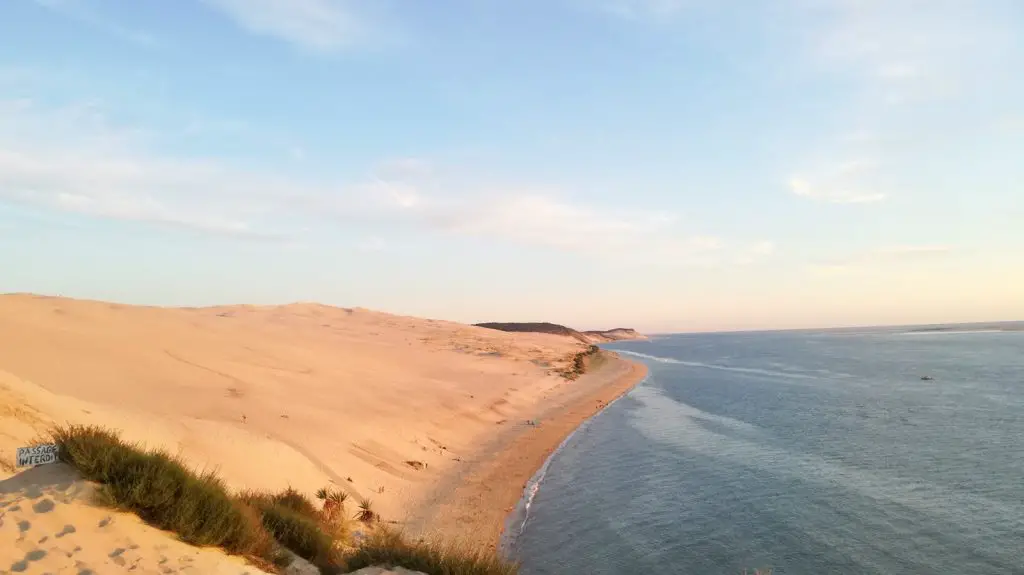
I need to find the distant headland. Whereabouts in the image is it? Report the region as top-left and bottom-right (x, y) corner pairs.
(473, 322), (648, 344)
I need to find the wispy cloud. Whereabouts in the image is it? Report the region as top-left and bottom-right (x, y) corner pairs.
(0, 99), (312, 238)
(788, 177), (886, 204)
(811, 245), (954, 274)
(786, 1), (1018, 209)
(356, 236), (388, 252)
(594, 0), (692, 20)
(809, 0), (1014, 103)
(788, 159), (887, 204)
(0, 98), (770, 266)
(30, 0), (161, 47)
(202, 0), (364, 52)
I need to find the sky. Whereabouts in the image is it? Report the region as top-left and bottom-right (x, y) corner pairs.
(1, 0), (1022, 332)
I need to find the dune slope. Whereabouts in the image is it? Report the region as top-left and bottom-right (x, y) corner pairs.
(0, 294), (587, 526)
(0, 463), (270, 574)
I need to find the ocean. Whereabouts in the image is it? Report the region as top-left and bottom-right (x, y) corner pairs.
(509, 326), (1024, 575)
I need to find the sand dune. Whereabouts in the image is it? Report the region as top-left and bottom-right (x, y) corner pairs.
(0, 294), (587, 524)
(0, 463), (268, 574)
(0, 294), (647, 574)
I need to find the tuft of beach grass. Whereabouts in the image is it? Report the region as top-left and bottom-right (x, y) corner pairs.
(49, 424), (519, 574)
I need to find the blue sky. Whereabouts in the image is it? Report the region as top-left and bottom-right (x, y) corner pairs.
(1, 0), (1022, 331)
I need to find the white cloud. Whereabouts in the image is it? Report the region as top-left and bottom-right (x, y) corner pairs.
(429, 193), (672, 249)
(789, 177), (885, 204)
(876, 62), (922, 81)
(812, 245), (953, 273)
(0, 100), (323, 238)
(789, 158), (887, 203)
(0, 98), (769, 266)
(356, 236), (388, 252)
(750, 241), (776, 256)
(30, 0), (161, 47)
(874, 245), (952, 259)
(784, 1), (1018, 209)
(596, 0), (692, 19)
(202, 0), (363, 52)
(788, 157), (887, 206)
(732, 241), (778, 266)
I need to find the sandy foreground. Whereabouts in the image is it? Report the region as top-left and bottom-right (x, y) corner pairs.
(0, 294), (646, 572)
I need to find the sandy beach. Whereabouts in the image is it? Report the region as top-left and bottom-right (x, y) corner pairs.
(0, 293), (645, 572)
(404, 357), (647, 550)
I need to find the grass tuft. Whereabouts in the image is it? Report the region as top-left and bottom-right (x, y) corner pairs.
(50, 424), (515, 575)
(343, 528), (518, 575)
(240, 491), (338, 567)
(269, 486), (320, 518)
(51, 425), (276, 561)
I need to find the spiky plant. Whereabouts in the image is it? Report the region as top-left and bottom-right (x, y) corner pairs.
(355, 498), (376, 523)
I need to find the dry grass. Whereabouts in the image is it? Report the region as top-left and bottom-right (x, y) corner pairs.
(558, 345), (601, 380)
(52, 424), (279, 562)
(238, 489), (341, 568)
(342, 528), (518, 575)
(50, 425), (334, 570)
(49, 424), (515, 575)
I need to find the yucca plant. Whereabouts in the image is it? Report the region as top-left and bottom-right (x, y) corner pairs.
(314, 487), (350, 540)
(316, 487), (348, 506)
(355, 498), (376, 523)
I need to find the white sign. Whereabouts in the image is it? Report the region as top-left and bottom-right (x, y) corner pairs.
(16, 444), (60, 468)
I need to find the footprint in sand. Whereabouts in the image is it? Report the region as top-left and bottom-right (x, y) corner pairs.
(109, 547), (127, 566)
(17, 519), (30, 535)
(9, 549), (47, 572)
(56, 524), (76, 538)
(32, 498), (56, 514)
(97, 516), (112, 528)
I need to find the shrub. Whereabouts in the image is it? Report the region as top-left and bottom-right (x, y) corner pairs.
(240, 490), (338, 568)
(264, 503), (336, 566)
(51, 425), (515, 575)
(315, 487), (351, 540)
(354, 498), (376, 523)
(270, 486), (320, 518)
(558, 345), (601, 380)
(343, 528), (518, 575)
(51, 425), (275, 561)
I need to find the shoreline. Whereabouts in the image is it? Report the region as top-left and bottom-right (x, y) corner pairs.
(498, 361), (647, 558)
(402, 353), (649, 551)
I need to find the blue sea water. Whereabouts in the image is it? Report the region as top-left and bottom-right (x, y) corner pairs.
(511, 327), (1024, 574)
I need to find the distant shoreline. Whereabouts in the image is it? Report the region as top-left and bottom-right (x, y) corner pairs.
(402, 354), (649, 550)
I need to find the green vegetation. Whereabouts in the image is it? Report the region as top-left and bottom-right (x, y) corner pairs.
(50, 424), (518, 575)
(558, 345), (601, 380)
(354, 497), (377, 523)
(52, 425), (277, 563)
(344, 528), (518, 575)
(239, 489), (339, 568)
(473, 322), (590, 343)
